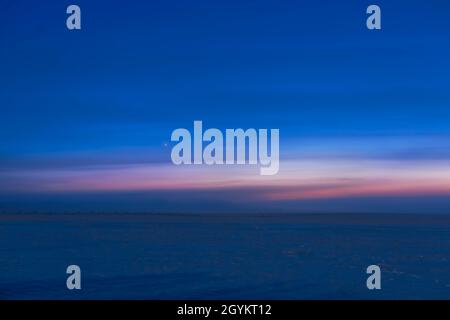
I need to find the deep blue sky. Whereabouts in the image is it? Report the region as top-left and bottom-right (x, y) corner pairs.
(1, 1), (450, 213)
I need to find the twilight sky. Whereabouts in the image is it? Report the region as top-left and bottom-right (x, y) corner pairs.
(1, 0), (450, 213)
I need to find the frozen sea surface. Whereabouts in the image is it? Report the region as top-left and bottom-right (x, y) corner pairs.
(0, 213), (449, 299)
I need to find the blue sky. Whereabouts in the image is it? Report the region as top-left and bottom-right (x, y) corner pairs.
(1, 0), (450, 213)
